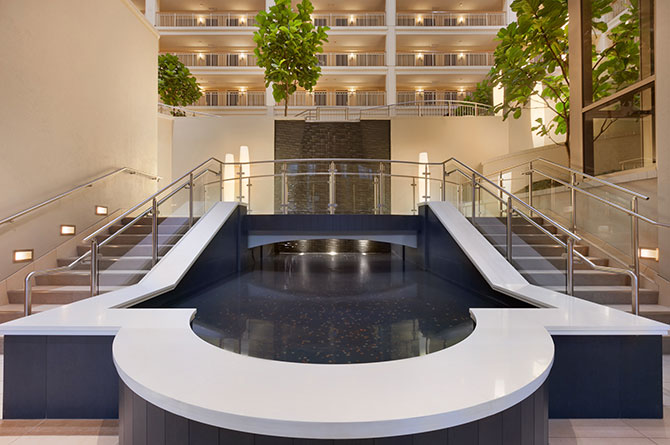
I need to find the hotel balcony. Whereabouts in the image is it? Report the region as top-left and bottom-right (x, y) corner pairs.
(191, 90), (266, 113)
(396, 52), (494, 67)
(311, 12), (386, 27)
(156, 12), (259, 27)
(396, 11), (506, 27)
(170, 52), (259, 67)
(318, 52), (386, 68)
(284, 90), (386, 107)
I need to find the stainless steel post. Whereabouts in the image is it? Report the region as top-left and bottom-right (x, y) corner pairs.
(373, 177), (380, 215)
(328, 161), (336, 215)
(188, 172), (194, 228)
(632, 196), (640, 315)
(411, 178), (417, 214)
(499, 172), (504, 216)
(237, 165), (244, 203)
(247, 179), (252, 214)
(571, 172), (577, 232)
(152, 197), (158, 266)
(566, 237), (575, 296)
(457, 184), (462, 212)
(378, 162), (385, 214)
(506, 196), (513, 261)
(218, 162), (223, 202)
(423, 164), (430, 203)
(281, 162), (288, 214)
(441, 164), (446, 201)
(90, 239), (99, 296)
(471, 173), (477, 221)
(24, 272), (34, 316)
(528, 161), (534, 216)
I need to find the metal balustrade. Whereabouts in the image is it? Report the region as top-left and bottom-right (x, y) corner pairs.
(194, 91), (266, 107)
(396, 52), (494, 67)
(316, 53), (386, 67)
(396, 11), (506, 27)
(311, 12), (386, 27)
(284, 91), (386, 107)
(169, 53), (259, 68)
(156, 12), (258, 27)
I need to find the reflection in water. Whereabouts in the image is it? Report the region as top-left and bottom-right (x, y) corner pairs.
(162, 253), (511, 364)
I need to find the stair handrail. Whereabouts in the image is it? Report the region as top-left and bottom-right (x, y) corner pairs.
(24, 158), (224, 317)
(0, 167), (160, 227)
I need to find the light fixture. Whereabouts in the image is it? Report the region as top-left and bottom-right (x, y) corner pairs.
(60, 225), (76, 236)
(458, 15), (465, 24)
(418, 152), (430, 203)
(417, 53), (424, 59)
(239, 52), (246, 60)
(95, 205), (108, 216)
(13, 249), (33, 263)
(239, 145), (250, 203)
(349, 52), (355, 59)
(349, 14), (355, 23)
(223, 153), (236, 201)
(239, 15), (246, 25)
(639, 248), (659, 261)
(240, 87), (247, 93)
(198, 15), (206, 24)
(198, 53), (205, 59)
(417, 15), (423, 23)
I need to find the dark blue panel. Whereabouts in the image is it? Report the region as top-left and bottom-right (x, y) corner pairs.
(165, 411), (188, 445)
(447, 422), (478, 445)
(219, 428), (254, 445)
(147, 403), (166, 445)
(255, 434), (293, 445)
(478, 413), (503, 445)
(131, 392), (147, 445)
(244, 214), (420, 233)
(190, 420), (218, 444)
(3, 335), (47, 419)
(501, 403), (522, 445)
(374, 436), (413, 444)
(45, 336), (118, 418)
(413, 429), (448, 445)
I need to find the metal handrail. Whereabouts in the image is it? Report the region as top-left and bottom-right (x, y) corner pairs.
(158, 103), (220, 118)
(0, 167), (160, 227)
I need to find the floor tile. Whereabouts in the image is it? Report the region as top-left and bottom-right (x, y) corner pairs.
(0, 421), (43, 436)
(549, 439), (655, 444)
(549, 419), (644, 438)
(31, 420), (118, 436)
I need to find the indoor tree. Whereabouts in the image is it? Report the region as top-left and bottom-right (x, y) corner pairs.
(253, 0), (329, 116)
(487, 0), (640, 160)
(158, 54), (202, 116)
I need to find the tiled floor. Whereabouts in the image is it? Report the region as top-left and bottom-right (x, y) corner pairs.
(1, 356), (670, 444)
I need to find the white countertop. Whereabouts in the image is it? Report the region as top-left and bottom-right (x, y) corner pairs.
(1, 201), (666, 439)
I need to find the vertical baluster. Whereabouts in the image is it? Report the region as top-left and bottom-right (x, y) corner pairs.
(189, 173), (194, 228)
(281, 162), (288, 214)
(378, 162), (385, 214)
(219, 161), (223, 202)
(411, 177), (417, 214)
(90, 239), (99, 296)
(237, 164), (244, 203)
(152, 198), (158, 266)
(632, 197), (640, 315)
(374, 177), (380, 215)
(441, 164), (447, 201)
(566, 237), (575, 296)
(328, 161), (336, 215)
(471, 173), (477, 222)
(570, 172), (577, 232)
(506, 197), (513, 261)
(423, 164), (430, 203)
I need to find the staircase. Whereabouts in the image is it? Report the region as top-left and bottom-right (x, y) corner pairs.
(0, 216), (190, 324)
(473, 216), (670, 350)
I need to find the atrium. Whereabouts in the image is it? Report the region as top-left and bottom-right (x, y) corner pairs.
(0, 0), (668, 443)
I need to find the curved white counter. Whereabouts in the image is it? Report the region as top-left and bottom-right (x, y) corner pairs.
(1, 202), (667, 439)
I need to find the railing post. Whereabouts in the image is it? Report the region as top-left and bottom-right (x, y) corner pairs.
(152, 198), (158, 267)
(25, 272), (35, 316)
(90, 239), (99, 296)
(328, 161), (337, 215)
(411, 177), (417, 214)
(499, 172), (504, 216)
(378, 162), (385, 214)
(471, 173), (477, 221)
(506, 197), (513, 261)
(281, 162), (288, 214)
(423, 164), (430, 203)
(237, 164), (244, 203)
(457, 184), (462, 212)
(632, 196), (640, 314)
(373, 177), (380, 215)
(570, 172), (577, 232)
(528, 161), (534, 217)
(566, 237), (575, 296)
(189, 172), (194, 228)
(441, 164), (447, 201)
(219, 161), (223, 202)
(247, 178), (252, 214)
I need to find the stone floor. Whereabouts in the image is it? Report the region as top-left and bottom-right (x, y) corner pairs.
(0, 355), (670, 444)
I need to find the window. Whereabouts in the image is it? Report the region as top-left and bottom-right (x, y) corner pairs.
(205, 54), (219, 66)
(335, 54), (349, 66)
(317, 54), (327, 66)
(335, 18), (348, 26)
(225, 17), (239, 26)
(314, 91), (327, 106)
(314, 18), (327, 27)
(226, 91), (239, 106)
(335, 91), (349, 106)
(205, 92), (219, 106)
(226, 54), (239, 66)
(423, 54), (436, 66)
(206, 17), (219, 26)
(423, 91), (437, 105)
(423, 17), (435, 26)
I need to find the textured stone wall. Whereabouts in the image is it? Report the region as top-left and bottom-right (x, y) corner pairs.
(274, 120), (391, 215)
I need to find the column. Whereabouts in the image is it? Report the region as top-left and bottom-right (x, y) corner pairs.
(656, 0), (670, 302)
(145, 0), (157, 26)
(567, 0), (584, 170)
(504, 0), (516, 24)
(385, 0), (396, 108)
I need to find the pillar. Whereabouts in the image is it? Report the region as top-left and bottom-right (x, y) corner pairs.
(385, 0), (396, 107)
(145, 0), (157, 26)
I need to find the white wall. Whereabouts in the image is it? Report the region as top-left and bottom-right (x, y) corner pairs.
(0, 0), (159, 284)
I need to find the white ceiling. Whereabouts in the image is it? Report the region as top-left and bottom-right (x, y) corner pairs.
(397, 72), (487, 89)
(195, 73), (265, 89)
(160, 0), (265, 11)
(159, 34), (256, 51)
(396, 33), (498, 52)
(323, 34), (386, 51)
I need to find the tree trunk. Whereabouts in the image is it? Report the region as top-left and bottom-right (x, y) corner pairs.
(284, 83), (289, 117)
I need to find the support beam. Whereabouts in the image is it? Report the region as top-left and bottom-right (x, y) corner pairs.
(385, 0), (396, 108)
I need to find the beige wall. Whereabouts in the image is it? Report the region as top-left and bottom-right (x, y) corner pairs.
(157, 115), (174, 184)
(0, 0), (159, 283)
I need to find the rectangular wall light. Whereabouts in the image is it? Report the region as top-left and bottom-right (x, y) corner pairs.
(60, 224), (76, 236)
(639, 248), (659, 261)
(95, 205), (108, 216)
(13, 249), (33, 263)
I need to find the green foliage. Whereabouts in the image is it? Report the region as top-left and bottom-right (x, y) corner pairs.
(253, 0), (329, 116)
(464, 79), (494, 106)
(158, 54), (202, 115)
(487, 0), (641, 158)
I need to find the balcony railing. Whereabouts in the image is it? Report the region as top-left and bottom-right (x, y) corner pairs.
(396, 12), (506, 27)
(311, 12), (386, 27)
(156, 12), (258, 27)
(397, 91), (467, 103)
(361, 100), (494, 118)
(169, 52), (259, 67)
(396, 52), (494, 67)
(317, 53), (386, 67)
(195, 91), (266, 107)
(284, 91), (386, 107)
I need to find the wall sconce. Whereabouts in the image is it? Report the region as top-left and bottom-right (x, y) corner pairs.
(198, 16), (206, 24)
(417, 15), (423, 24)
(349, 15), (355, 24)
(198, 53), (205, 59)
(60, 225), (76, 236)
(240, 87), (247, 93)
(240, 53), (246, 60)
(639, 248), (659, 261)
(239, 16), (246, 25)
(95, 205), (108, 216)
(458, 15), (465, 24)
(13, 249), (33, 263)
(348, 88), (357, 94)
(349, 52), (356, 59)
(417, 53), (424, 59)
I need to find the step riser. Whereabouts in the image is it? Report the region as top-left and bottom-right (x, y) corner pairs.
(109, 225), (189, 235)
(476, 225), (558, 235)
(523, 273), (630, 287)
(8, 289), (116, 305)
(77, 245), (175, 256)
(492, 245), (589, 256)
(575, 291), (658, 305)
(513, 258), (608, 270)
(35, 273), (144, 286)
(58, 258), (155, 270)
(96, 234), (182, 245)
(121, 217), (190, 225)
(485, 234), (567, 245)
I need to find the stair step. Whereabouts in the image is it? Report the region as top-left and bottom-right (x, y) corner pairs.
(95, 234), (183, 245)
(34, 270), (147, 286)
(521, 269), (630, 287)
(476, 224), (558, 235)
(492, 244), (589, 256)
(120, 216), (190, 225)
(0, 304), (60, 323)
(470, 216), (546, 225)
(607, 304), (670, 324)
(512, 256), (609, 270)
(58, 256), (159, 270)
(7, 285), (124, 305)
(77, 244), (176, 256)
(484, 233), (568, 245)
(546, 286), (659, 305)
(109, 224), (189, 235)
